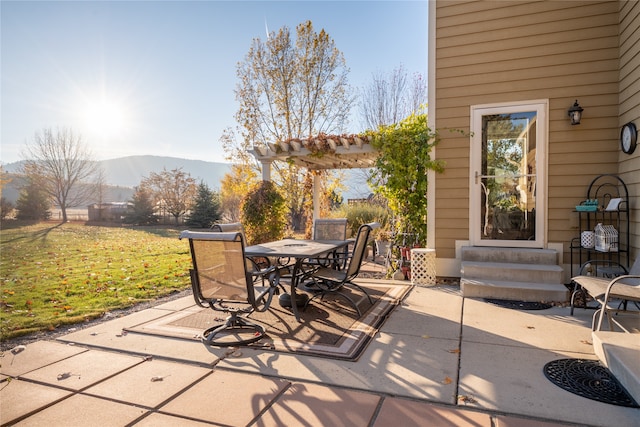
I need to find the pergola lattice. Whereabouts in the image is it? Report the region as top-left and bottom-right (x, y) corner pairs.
(250, 134), (380, 220)
(250, 134), (379, 172)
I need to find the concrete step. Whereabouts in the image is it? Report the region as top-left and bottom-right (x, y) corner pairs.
(592, 331), (640, 404)
(461, 278), (569, 302)
(461, 246), (558, 265)
(461, 261), (564, 284)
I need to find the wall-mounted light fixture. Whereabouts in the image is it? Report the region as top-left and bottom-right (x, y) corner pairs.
(568, 100), (583, 125)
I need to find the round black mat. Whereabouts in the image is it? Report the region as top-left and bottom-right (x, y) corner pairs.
(484, 298), (552, 310)
(543, 359), (639, 407)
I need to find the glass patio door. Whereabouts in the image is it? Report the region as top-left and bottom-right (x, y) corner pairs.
(470, 101), (547, 248)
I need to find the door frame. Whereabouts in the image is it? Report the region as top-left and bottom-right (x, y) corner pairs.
(469, 99), (548, 248)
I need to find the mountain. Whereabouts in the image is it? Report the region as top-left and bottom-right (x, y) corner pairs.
(99, 155), (232, 189)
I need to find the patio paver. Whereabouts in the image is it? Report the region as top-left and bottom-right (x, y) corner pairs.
(0, 379), (72, 425)
(20, 349), (143, 391)
(83, 358), (211, 408)
(14, 394), (146, 426)
(158, 369), (290, 426)
(0, 340), (87, 377)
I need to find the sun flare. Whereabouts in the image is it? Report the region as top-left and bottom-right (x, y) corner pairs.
(83, 99), (126, 138)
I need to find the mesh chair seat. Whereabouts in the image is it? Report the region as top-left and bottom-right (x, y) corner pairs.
(571, 256), (640, 332)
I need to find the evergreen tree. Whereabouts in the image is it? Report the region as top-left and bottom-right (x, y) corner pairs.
(15, 179), (51, 221)
(185, 182), (221, 228)
(124, 187), (158, 225)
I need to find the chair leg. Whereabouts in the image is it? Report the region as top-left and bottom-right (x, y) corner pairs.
(304, 290), (363, 317)
(346, 281), (374, 305)
(569, 286), (588, 315)
(202, 313), (265, 347)
(303, 280), (375, 317)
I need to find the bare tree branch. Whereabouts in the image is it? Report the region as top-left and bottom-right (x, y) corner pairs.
(20, 127), (101, 223)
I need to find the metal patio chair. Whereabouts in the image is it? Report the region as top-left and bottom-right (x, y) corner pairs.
(570, 255), (640, 331)
(303, 222), (378, 316)
(305, 218), (349, 270)
(179, 230), (282, 346)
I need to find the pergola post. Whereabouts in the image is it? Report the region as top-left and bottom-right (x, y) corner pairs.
(313, 173), (321, 221)
(260, 161), (272, 182)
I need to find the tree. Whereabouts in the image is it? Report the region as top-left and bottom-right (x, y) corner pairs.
(1, 197), (15, 220)
(20, 127), (102, 223)
(219, 164), (259, 222)
(0, 166), (14, 220)
(223, 20), (353, 230)
(124, 186), (158, 225)
(139, 167), (197, 225)
(15, 178), (51, 221)
(185, 182), (221, 228)
(360, 65), (426, 131)
(241, 181), (287, 245)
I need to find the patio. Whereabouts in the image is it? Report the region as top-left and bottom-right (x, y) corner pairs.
(2, 260), (638, 426)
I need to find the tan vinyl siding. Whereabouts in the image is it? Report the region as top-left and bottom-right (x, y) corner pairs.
(434, 0), (621, 260)
(618, 0), (639, 259)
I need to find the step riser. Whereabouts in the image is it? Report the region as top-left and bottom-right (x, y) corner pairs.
(460, 247), (567, 301)
(461, 247), (557, 265)
(592, 333), (640, 404)
(462, 263), (563, 284)
(461, 280), (569, 302)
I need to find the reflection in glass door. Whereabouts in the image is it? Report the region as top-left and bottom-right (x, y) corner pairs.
(471, 102), (546, 247)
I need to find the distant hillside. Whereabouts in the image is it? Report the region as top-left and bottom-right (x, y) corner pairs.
(99, 155), (232, 188)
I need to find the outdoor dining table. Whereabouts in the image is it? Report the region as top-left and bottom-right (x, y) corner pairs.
(244, 238), (351, 322)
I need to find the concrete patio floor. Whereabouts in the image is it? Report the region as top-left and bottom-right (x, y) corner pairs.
(2, 264), (639, 426)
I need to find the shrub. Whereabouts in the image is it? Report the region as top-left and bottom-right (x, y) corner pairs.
(241, 181), (287, 245)
(336, 202), (391, 238)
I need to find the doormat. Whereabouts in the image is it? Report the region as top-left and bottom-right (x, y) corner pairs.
(484, 298), (552, 310)
(124, 282), (411, 361)
(543, 358), (639, 408)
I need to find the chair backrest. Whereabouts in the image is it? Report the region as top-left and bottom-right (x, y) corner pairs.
(313, 218), (348, 241)
(211, 222), (244, 233)
(344, 223), (374, 279)
(621, 254), (640, 286)
(629, 255), (640, 275)
(179, 231), (254, 304)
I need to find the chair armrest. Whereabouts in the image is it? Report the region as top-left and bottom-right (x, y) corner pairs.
(595, 275), (640, 332)
(603, 275), (640, 302)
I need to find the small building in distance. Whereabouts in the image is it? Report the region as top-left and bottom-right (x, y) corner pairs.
(87, 202), (132, 222)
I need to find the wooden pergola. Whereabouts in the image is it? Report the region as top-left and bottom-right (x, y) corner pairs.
(250, 134), (380, 220)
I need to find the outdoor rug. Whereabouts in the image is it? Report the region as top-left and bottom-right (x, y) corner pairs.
(125, 281), (412, 361)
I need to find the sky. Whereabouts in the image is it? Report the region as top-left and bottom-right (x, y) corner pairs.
(1, 0), (428, 165)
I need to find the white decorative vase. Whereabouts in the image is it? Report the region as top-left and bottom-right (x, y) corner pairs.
(581, 231), (595, 249)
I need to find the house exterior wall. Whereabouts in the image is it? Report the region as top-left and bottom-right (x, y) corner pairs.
(617, 0), (639, 261)
(433, 1), (638, 277)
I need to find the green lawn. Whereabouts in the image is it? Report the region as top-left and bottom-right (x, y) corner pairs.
(0, 222), (192, 341)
